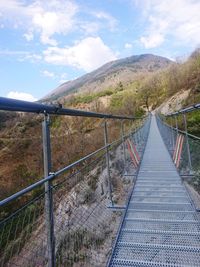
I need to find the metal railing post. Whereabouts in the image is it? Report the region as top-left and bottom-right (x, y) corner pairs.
(182, 113), (192, 171)
(121, 120), (126, 166)
(170, 117), (175, 152)
(134, 120), (137, 145)
(174, 115), (178, 147)
(136, 120), (140, 144)
(104, 120), (113, 206)
(42, 113), (55, 267)
(175, 115), (178, 135)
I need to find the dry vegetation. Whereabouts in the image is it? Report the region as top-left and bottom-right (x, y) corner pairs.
(0, 105), (135, 217)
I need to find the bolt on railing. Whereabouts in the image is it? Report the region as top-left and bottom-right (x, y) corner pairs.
(0, 97), (150, 267)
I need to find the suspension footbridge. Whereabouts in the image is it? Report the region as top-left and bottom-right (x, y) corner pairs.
(0, 97), (200, 267)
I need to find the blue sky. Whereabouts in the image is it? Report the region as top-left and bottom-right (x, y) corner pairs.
(0, 0), (200, 101)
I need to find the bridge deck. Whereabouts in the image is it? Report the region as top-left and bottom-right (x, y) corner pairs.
(109, 116), (200, 267)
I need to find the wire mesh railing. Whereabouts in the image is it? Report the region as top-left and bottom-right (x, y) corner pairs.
(156, 113), (200, 208)
(156, 115), (175, 157)
(0, 97), (150, 267)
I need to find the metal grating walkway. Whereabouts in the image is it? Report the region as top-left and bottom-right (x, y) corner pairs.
(109, 116), (200, 267)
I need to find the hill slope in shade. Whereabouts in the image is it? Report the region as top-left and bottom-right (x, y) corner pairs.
(43, 54), (172, 101)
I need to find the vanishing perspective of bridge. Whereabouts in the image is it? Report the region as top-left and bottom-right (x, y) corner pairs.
(0, 97), (200, 267)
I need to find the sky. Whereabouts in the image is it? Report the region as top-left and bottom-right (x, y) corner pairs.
(0, 0), (200, 101)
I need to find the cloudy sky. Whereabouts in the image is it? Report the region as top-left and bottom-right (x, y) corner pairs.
(1, 0), (200, 101)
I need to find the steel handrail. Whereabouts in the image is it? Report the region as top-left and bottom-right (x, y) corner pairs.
(0, 97), (142, 120)
(166, 103), (200, 116)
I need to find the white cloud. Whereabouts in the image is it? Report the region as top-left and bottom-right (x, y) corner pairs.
(23, 32), (34, 41)
(134, 0), (200, 49)
(92, 11), (117, 31)
(125, 43), (133, 49)
(0, 50), (42, 63)
(0, 50), (29, 56)
(79, 22), (100, 35)
(0, 0), (78, 45)
(42, 70), (55, 78)
(60, 73), (68, 79)
(59, 79), (68, 84)
(140, 34), (164, 49)
(7, 91), (37, 102)
(43, 37), (117, 72)
(31, 2), (78, 45)
(59, 73), (68, 84)
(23, 53), (42, 62)
(0, 1), (118, 46)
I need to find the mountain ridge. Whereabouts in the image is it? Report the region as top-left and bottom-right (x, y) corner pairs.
(43, 53), (172, 102)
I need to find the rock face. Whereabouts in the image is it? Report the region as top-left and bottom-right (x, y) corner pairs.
(158, 89), (191, 115)
(43, 54), (172, 102)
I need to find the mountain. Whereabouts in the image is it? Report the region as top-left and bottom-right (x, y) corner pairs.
(43, 54), (172, 102)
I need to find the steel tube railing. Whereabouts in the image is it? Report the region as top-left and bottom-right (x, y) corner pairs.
(0, 97), (138, 120)
(167, 103), (200, 116)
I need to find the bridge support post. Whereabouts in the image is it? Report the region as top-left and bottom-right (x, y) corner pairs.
(42, 113), (55, 267)
(135, 120), (139, 145)
(182, 113), (192, 172)
(174, 115), (179, 149)
(170, 117), (175, 152)
(104, 120), (113, 206)
(175, 115), (178, 135)
(121, 120), (126, 167)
